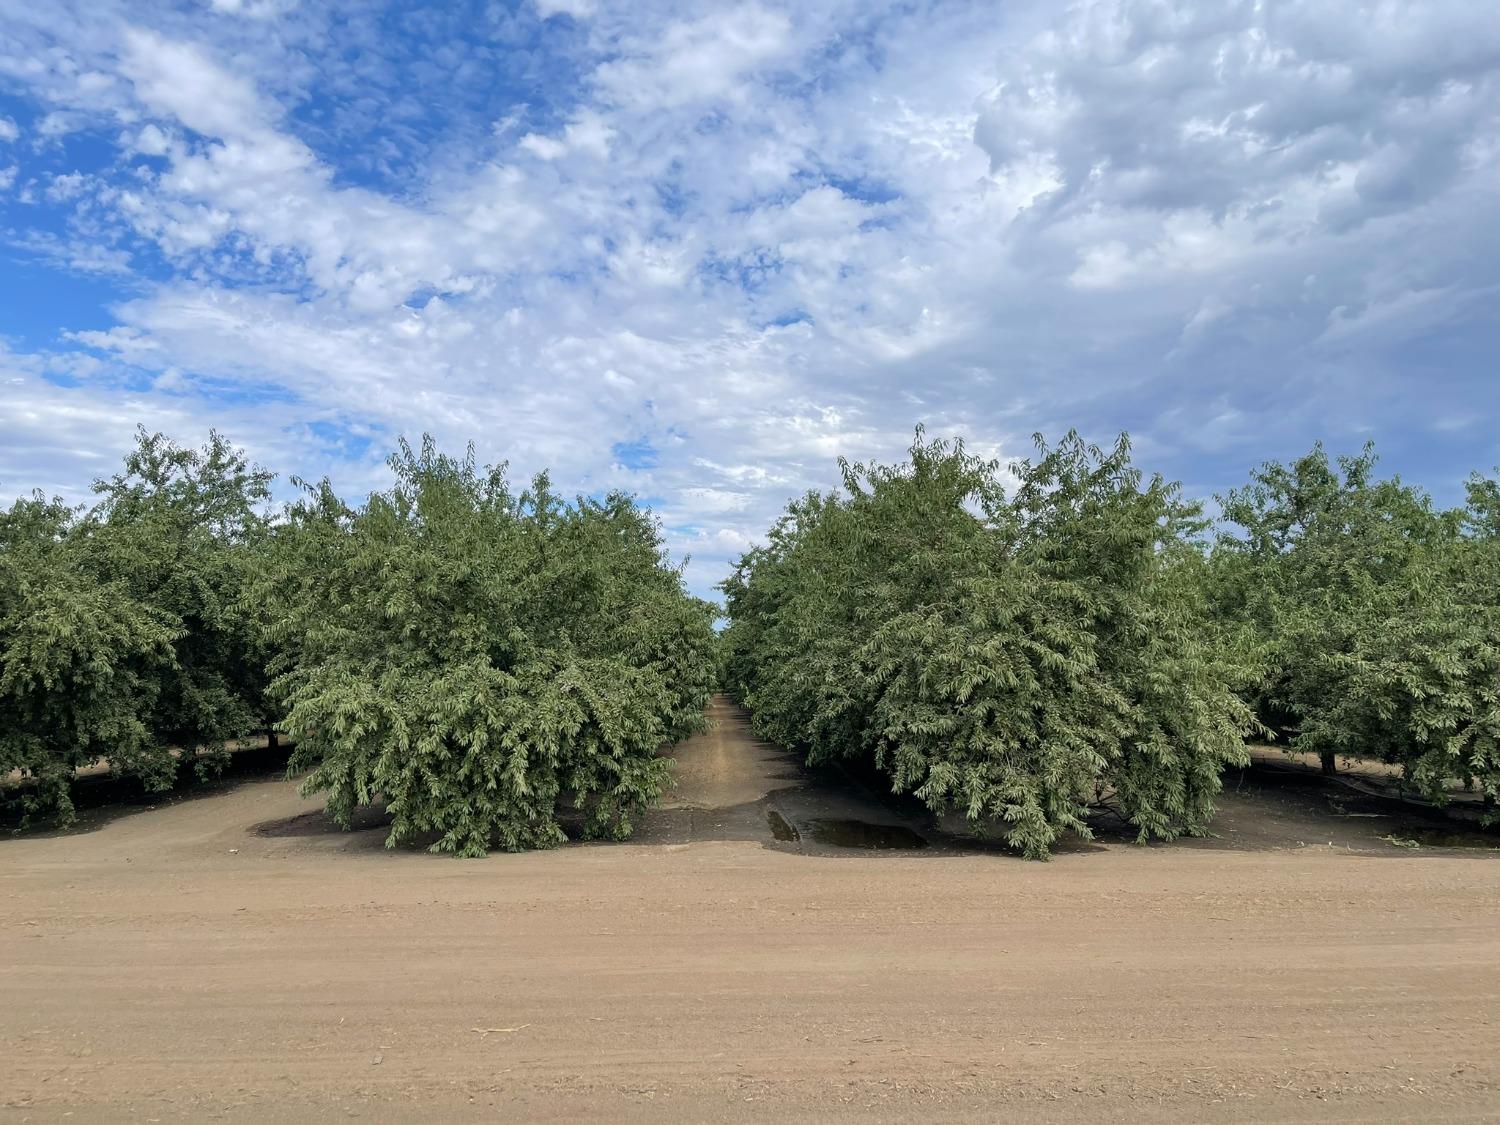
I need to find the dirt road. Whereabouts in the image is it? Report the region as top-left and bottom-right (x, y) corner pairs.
(3, 697), (1498, 1122)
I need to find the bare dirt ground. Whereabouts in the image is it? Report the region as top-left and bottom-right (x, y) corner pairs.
(3, 697), (1498, 1123)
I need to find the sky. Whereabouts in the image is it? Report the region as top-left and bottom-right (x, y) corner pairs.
(1, 0), (1498, 598)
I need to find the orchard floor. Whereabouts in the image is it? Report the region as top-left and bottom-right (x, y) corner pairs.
(2, 698), (1498, 1124)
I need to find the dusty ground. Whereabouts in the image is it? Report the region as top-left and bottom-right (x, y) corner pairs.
(2, 697), (1498, 1123)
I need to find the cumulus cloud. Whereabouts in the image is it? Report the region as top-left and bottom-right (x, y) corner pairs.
(118, 26), (272, 140)
(590, 5), (794, 109)
(0, 0), (1497, 597)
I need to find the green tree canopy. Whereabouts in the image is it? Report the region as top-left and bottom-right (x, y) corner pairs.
(1, 430), (274, 822)
(722, 430), (1255, 858)
(1211, 445), (1499, 814)
(258, 437), (716, 856)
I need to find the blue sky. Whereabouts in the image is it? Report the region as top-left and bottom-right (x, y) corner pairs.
(2, 0), (1499, 597)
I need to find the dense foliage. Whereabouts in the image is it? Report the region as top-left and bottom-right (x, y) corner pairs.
(721, 431), (1256, 859)
(1209, 446), (1499, 817)
(0, 430), (272, 823)
(8, 424), (1495, 848)
(257, 438), (717, 856)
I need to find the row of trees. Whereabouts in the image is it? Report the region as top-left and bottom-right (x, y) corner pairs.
(1, 431), (717, 854)
(721, 432), (1499, 858)
(0, 433), (274, 824)
(8, 427), (1495, 859)
(259, 439), (717, 855)
(1207, 446), (1500, 810)
(720, 432), (1257, 859)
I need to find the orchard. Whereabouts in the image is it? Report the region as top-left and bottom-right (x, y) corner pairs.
(2, 430), (716, 853)
(4, 428), (1497, 855)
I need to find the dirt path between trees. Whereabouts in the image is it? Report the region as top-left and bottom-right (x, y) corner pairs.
(3, 697), (1498, 1123)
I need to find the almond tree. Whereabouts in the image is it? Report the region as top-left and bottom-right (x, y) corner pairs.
(1212, 446), (1499, 815)
(258, 437), (716, 856)
(1, 430), (273, 822)
(722, 430), (1255, 859)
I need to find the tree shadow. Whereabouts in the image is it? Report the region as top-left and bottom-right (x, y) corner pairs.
(1, 741), (297, 840)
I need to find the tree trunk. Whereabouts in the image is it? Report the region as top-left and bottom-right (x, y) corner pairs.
(1320, 751), (1337, 776)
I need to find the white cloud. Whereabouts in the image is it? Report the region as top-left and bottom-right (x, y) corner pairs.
(0, 343), (252, 500)
(119, 27), (273, 141)
(591, 5), (795, 109)
(1, 0), (1498, 598)
(129, 122), (172, 155)
(0, 116), (18, 142)
(518, 111), (615, 163)
(518, 133), (568, 160)
(534, 0), (595, 20)
(207, 0), (296, 16)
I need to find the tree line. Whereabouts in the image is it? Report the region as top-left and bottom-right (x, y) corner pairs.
(721, 431), (1500, 858)
(1, 431), (717, 854)
(6, 427), (1496, 857)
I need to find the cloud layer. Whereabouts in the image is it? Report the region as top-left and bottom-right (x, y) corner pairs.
(2, 0), (1498, 596)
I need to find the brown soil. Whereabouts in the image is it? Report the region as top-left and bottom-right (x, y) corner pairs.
(2, 697), (1498, 1123)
